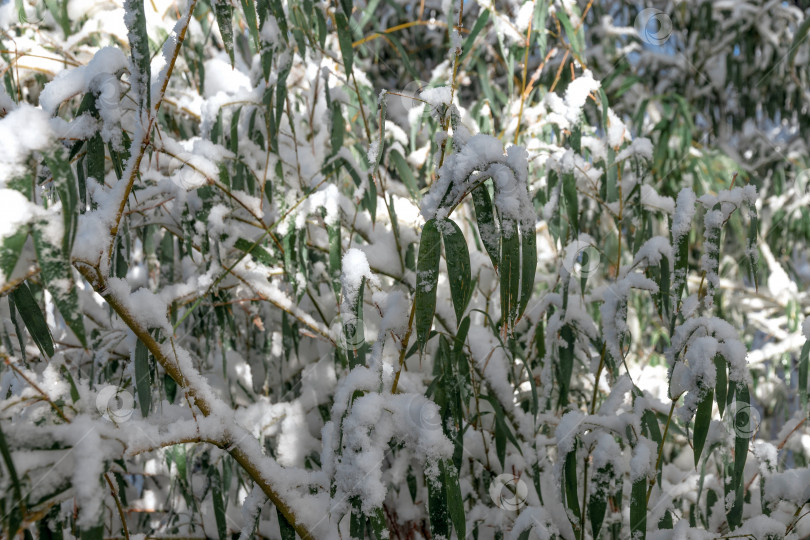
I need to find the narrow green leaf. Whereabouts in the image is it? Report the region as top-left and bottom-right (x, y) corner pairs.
(349, 496), (365, 539)
(440, 219), (472, 323)
(558, 324), (576, 407)
(693, 388), (713, 467)
(518, 220), (536, 321)
(211, 469), (227, 540)
(134, 338), (151, 417)
(500, 219), (520, 330)
(472, 184), (499, 269)
(123, 0), (151, 110)
(368, 507), (386, 540)
(458, 9), (490, 64)
(215, 0), (235, 66)
(239, 0), (260, 50)
(563, 443), (581, 521)
(562, 172), (578, 233)
(589, 465), (610, 539)
(10, 281), (54, 358)
(234, 237), (274, 266)
(335, 12), (353, 74)
(415, 219), (440, 351)
(427, 467), (449, 539)
(630, 475), (647, 540)
(444, 459), (465, 539)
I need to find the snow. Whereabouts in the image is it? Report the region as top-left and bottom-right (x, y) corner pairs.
(419, 85), (452, 107)
(39, 47), (128, 114)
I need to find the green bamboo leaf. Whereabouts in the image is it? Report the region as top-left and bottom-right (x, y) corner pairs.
(123, 0), (150, 110)
(500, 219), (520, 330)
(693, 388), (713, 467)
(415, 219), (440, 351)
(330, 102), (345, 156)
(349, 497), (365, 539)
(472, 184), (499, 269)
(335, 12), (353, 74)
(234, 237), (275, 266)
(7, 292), (26, 362)
(728, 385), (752, 529)
(0, 226), (28, 281)
(215, 0), (235, 66)
(556, 4), (584, 56)
(10, 281), (54, 358)
(211, 468), (227, 540)
(134, 338), (151, 417)
(589, 464), (611, 539)
(630, 475), (647, 540)
(389, 149), (418, 199)
(368, 507), (386, 540)
(518, 220), (536, 321)
(444, 459), (465, 539)
(563, 442), (581, 521)
(458, 9), (490, 64)
(562, 172), (578, 233)
(240, 0), (260, 50)
(427, 467), (449, 539)
(32, 217), (86, 347)
(440, 219), (472, 323)
(557, 324), (576, 407)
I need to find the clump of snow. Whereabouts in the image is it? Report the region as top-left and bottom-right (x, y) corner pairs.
(419, 85), (452, 108)
(39, 47), (128, 114)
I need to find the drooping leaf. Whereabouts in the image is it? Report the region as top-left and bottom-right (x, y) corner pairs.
(518, 219), (536, 322)
(472, 183), (499, 269)
(214, 0), (235, 66)
(415, 219), (440, 351)
(693, 388), (713, 467)
(134, 338), (151, 417)
(440, 219), (472, 323)
(630, 475), (647, 540)
(211, 468), (227, 540)
(335, 12), (354, 75)
(500, 219), (520, 330)
(9, 281), (54, 358)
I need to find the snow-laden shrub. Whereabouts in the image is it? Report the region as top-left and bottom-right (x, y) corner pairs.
(1, 0), (810, 539)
